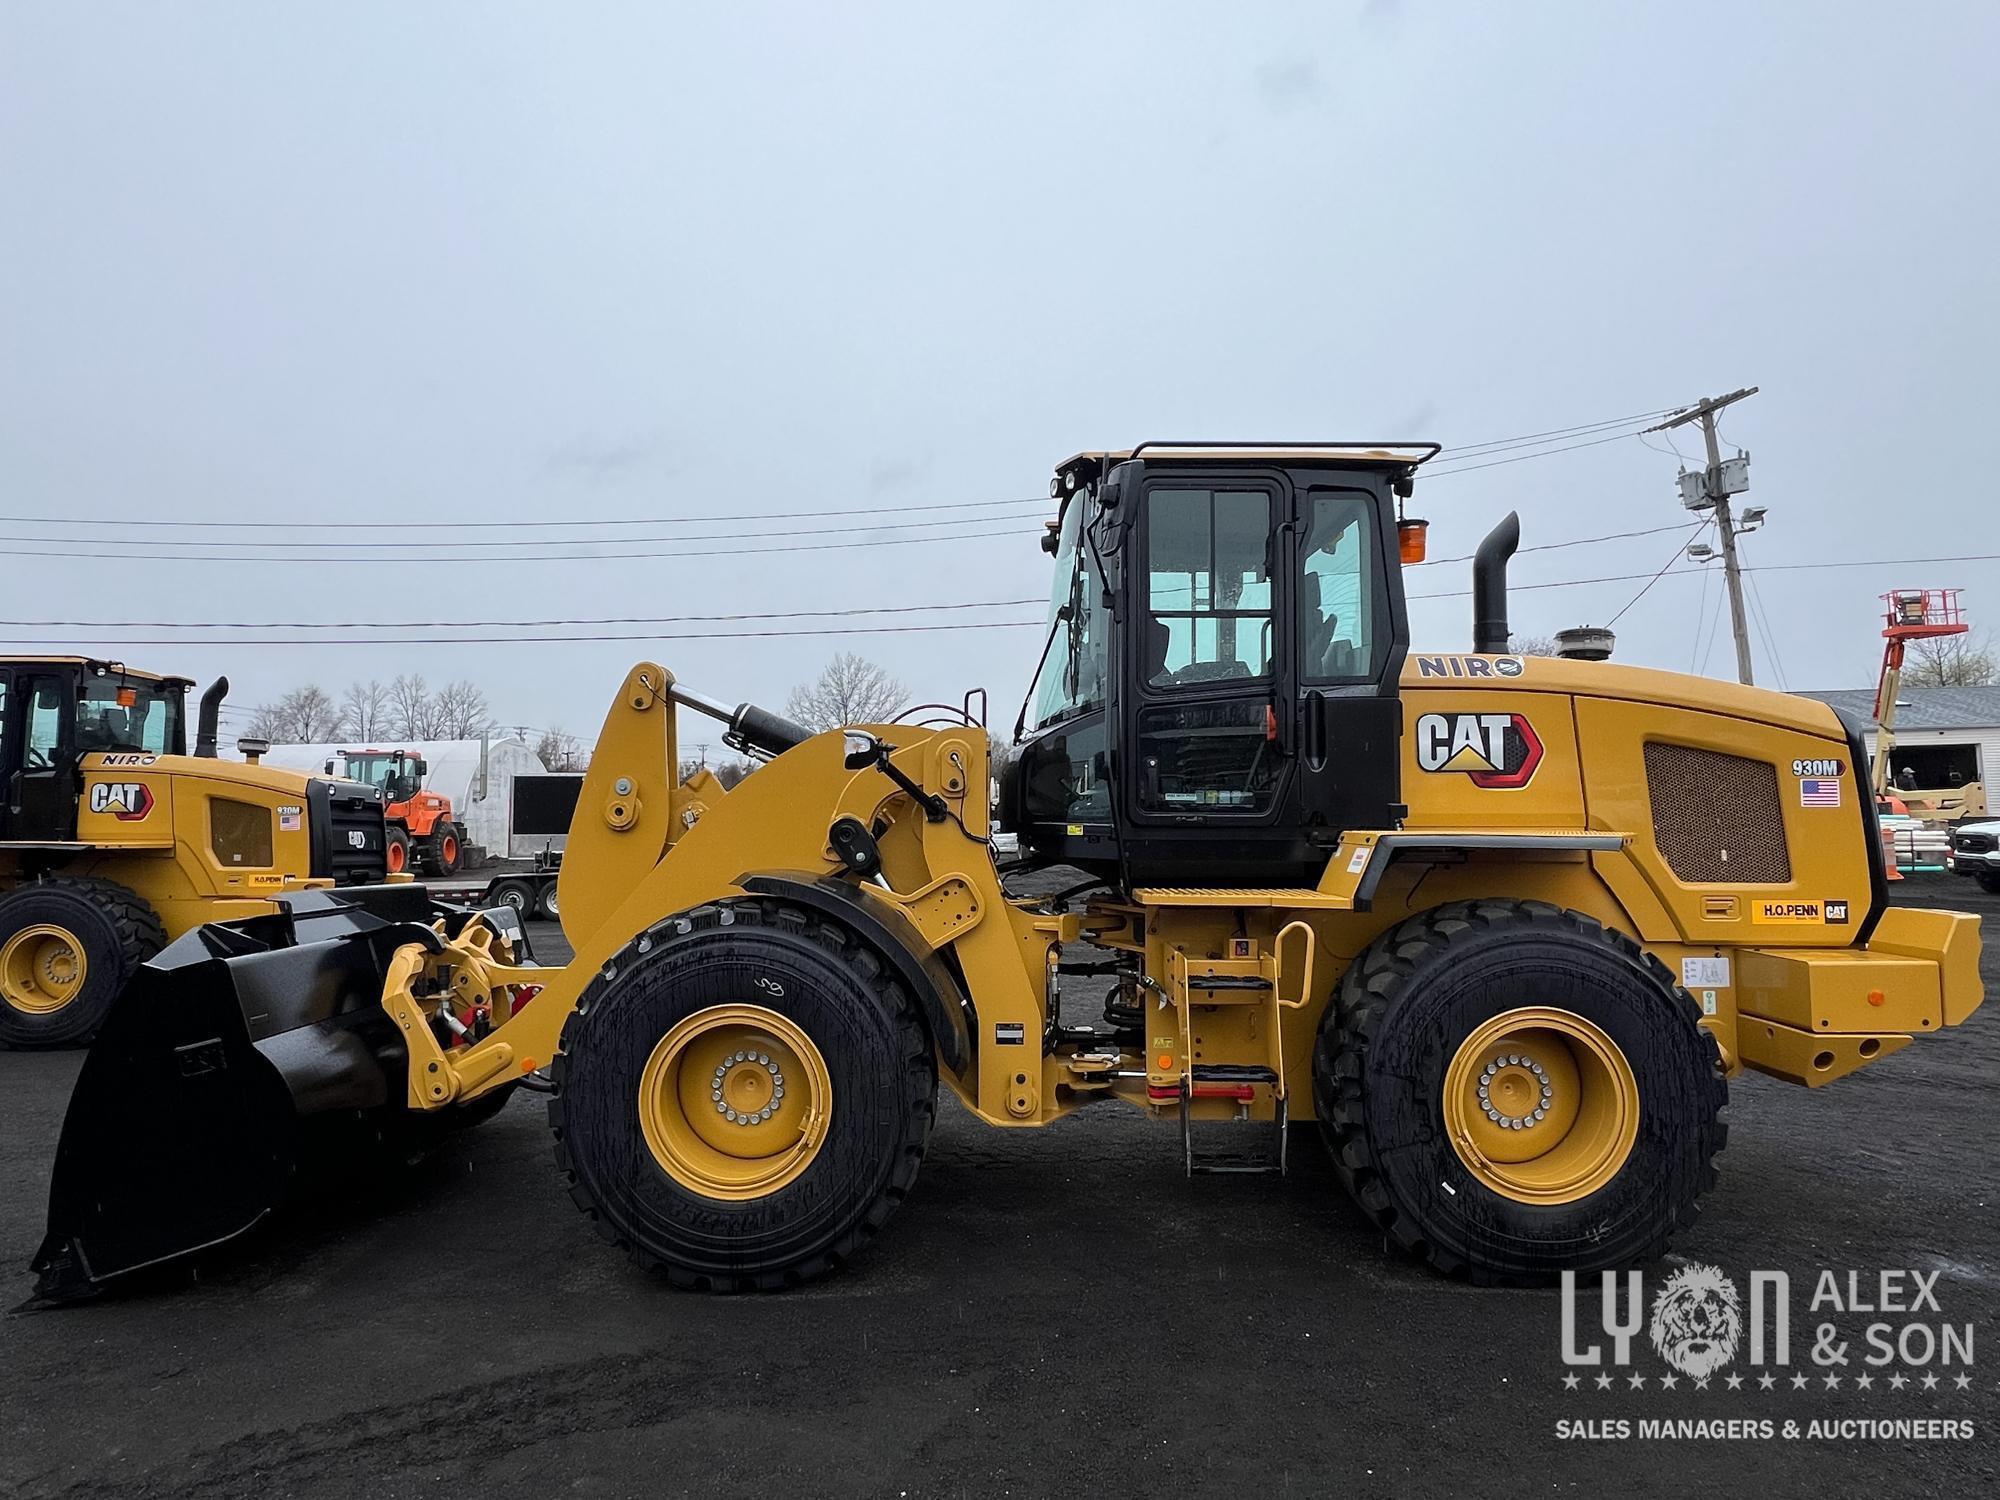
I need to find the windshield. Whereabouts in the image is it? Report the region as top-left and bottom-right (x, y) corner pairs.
(1031, 496), (1110, 729)
(343, 752), (419, 795)
(343, 753), (397, 789)
(75, 676), (182, 755)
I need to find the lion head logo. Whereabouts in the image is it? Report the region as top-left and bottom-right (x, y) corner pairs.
(1648, 1263), (1742, 1377)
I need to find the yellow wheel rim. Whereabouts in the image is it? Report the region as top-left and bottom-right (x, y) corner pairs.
(0, 924), (90, 1015)
(637, 1004), (832, 1201)
(1441, 1006), (1639, 1205)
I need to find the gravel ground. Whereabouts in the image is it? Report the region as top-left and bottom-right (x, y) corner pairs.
(1, 880), (1995, 1497)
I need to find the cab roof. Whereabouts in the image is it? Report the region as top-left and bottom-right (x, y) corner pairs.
(1054, 442), (1441, 493)
(1, 656), (191, 688)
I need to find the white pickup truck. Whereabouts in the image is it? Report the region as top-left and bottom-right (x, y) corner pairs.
(1946, 818), (2000, 893)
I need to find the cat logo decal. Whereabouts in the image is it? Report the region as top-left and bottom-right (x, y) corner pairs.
(87, 781), (155, 820)
(1414, 712), (1544, 790)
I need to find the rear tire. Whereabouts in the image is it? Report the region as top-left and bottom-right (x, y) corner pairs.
(549, 898), (935, 1291)
(426, 822), (463, 876)
(1313, 899), (1726, 1285)
(536, 881), (560, 921)
(384, 826), (412, 876)
(0, 879), (167, 1048)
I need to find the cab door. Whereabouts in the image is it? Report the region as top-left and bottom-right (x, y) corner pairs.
(1117, 475), (1304, 882)
(1291, 484), (1406, 836)
(0, 668), (81, 842)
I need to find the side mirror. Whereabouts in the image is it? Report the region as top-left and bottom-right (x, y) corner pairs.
(843, 731), (882, 771)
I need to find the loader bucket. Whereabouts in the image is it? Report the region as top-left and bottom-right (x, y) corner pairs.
(29, 886), (454, 1302)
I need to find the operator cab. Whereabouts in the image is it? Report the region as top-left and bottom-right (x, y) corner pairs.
(341, 750), (427, 804)
(1002, 443), (1437, 887)
(0, 658), (190, 843)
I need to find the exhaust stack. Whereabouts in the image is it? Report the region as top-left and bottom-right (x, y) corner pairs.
(194, 677), (229, 758)
(1472, 512), (1521, 655)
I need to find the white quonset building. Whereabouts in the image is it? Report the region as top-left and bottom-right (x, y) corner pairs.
(256, 737), (547, 860)
(1795, 687), (2000, 793)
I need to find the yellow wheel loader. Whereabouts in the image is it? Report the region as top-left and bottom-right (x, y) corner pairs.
(0, 659), (388, 1047)
(31, 445), (1984, 1299)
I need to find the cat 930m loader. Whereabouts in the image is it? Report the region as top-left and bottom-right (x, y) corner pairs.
(0, 660), (387, 1049)
(33, 442), (1984, 1299)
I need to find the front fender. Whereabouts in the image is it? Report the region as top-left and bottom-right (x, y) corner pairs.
(738, 872), (973, 1076)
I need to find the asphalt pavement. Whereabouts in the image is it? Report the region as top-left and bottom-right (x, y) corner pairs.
(2, 883), (1996, 1497)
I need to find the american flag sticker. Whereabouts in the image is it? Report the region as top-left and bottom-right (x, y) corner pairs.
(1800, 777), (1842, 808)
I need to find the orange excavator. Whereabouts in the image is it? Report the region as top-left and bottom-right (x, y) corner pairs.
(338, 749), (465, 875)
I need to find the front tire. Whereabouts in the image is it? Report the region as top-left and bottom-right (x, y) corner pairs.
(1976, 871), (2000, 895)
(0, 879), (167, 1048)
(384, 826), (412, 876)
(549, 899), (935, 1290)
(1313, 899), (1726, 1284)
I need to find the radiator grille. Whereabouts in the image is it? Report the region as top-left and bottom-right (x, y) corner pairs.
(1644, 742), (1792, 883)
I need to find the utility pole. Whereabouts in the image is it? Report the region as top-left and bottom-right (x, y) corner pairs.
(1647, 387), (1761, 684)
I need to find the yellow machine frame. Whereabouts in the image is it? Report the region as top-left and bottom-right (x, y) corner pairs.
(391, 660), (1983, 1131)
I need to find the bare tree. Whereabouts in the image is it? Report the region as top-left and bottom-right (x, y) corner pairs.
(336, 679), (393, 741)
(247, 685), (341, 743)
(1508, 634), (1560, 657)
(1905, 631), (1997, 688)
(432, 678), (496, 738)
(714, 759), (755, 790)
(535, 726), (584, 771)
(389, 674), (440, 739)
(784, 652), (908, 731)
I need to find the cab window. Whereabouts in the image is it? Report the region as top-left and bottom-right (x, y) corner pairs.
(1297, 488), (1380, 681)
(25, 680), (66, 768)
(1145, 489), (1273, 687)
(1032, 499), (1111, 729)
(76, 677), (179, 755)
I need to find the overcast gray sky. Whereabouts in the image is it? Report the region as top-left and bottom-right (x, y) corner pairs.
(3, 2), (1995, 752)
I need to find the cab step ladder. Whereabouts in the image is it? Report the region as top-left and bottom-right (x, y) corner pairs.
(1168, 922), (1316, 1176)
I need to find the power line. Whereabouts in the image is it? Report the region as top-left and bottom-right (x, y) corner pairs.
(1412, 522), (1691, 568)
(1688, 559), (1713, 672)
(1423, 429), (1650, 478)
(1407, 565), (1703, 602)
(1745, 554), (2000, 573)
(1435, 407), (1676, 460)
(0, 507), (1052, 553)
(9, 520), (1729, 628)
(1698, 577), (1727, 676)
(0, 620), (1048, 648)
(0, 597), (1046, 632)
(0, 494), (1050, 532)
(0, 523), (1042, 566)
(1741, 545), (1792, 691)
(1606, 522), (1712, 627)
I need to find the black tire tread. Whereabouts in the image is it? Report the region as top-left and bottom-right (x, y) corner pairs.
(548, 897), (935, 1293)
(0, 876), (168, 1047)
(1311, 897), (1728, 1285)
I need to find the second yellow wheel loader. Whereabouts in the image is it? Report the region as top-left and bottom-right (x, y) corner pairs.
(32, 443), (1985, 1299)
(0, 660), (388, 1048)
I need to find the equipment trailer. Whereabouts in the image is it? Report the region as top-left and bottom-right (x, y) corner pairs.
(32, 443), (1983, 1298)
